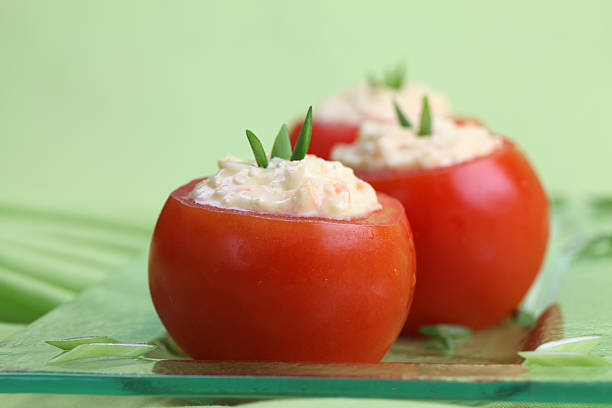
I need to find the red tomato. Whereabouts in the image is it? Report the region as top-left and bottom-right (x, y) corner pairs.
(355, 140), (549, 332)
(290, 117), (484, 160)
(149, 179), (416, 362)
(290, 121), (359, 160)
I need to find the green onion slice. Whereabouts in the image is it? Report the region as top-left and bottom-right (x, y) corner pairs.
(578, 235), (612, 260)
(290, 106), (313, 161)
(423, 339), (456, 356)
(519, 336), (611, 367)
(48, 343), (156, 364)
(535, 336), (602, 353)
(246, 130), (269, 168)
(514, 309), (537, 326)
(518, 351), (610, 367)
(270, 124), (292, 160)
(46, 336), (119, 350)
(419, 324), (472, 356)
(420, 324), (472, 339)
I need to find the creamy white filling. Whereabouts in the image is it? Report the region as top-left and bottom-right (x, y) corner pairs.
(188, 155), (382, 220)
(331, 117), (503, 171)
(315, 81), (451, 123)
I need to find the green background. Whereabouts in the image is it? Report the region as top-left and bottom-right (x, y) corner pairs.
(1, 0), (611, 227)
(1, 2), (612, 406)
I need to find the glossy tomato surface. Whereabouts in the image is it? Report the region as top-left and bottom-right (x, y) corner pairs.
(149, 180), (416, 362)
(290, 121), (359, 160)
(290, 117), (484, 160)
(356, 141), (549, 332)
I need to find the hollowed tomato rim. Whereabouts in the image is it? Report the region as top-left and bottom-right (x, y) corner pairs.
(171, 180), (405, 227)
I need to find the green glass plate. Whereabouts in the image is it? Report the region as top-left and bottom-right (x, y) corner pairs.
(0, 200), (611, 404)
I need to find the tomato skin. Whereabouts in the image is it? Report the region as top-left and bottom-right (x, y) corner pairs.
(290, 117), (483, 160)
(355, 141), (549, 332)
(149, 181), (416, 362)
(290, 121), (359, 160)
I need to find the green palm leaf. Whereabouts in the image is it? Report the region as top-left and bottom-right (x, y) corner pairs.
(0, 202), (150, 323)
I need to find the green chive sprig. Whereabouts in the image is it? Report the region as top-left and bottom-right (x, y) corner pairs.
(393, 100), (412, 128)
(246, 130), (269, 168)
(270, 124), (292, 160)
(246, 106), (313, 167)
(368, 64), (406, 90)
(417, 95), (432, 136)
(291, 106), (313, 161)
(384, 64), (405, 89)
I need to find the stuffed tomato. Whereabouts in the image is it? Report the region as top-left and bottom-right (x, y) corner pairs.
(149, 108), (416, 362)
(290, 68), (453, 159)
(331, 99), (549, 332)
